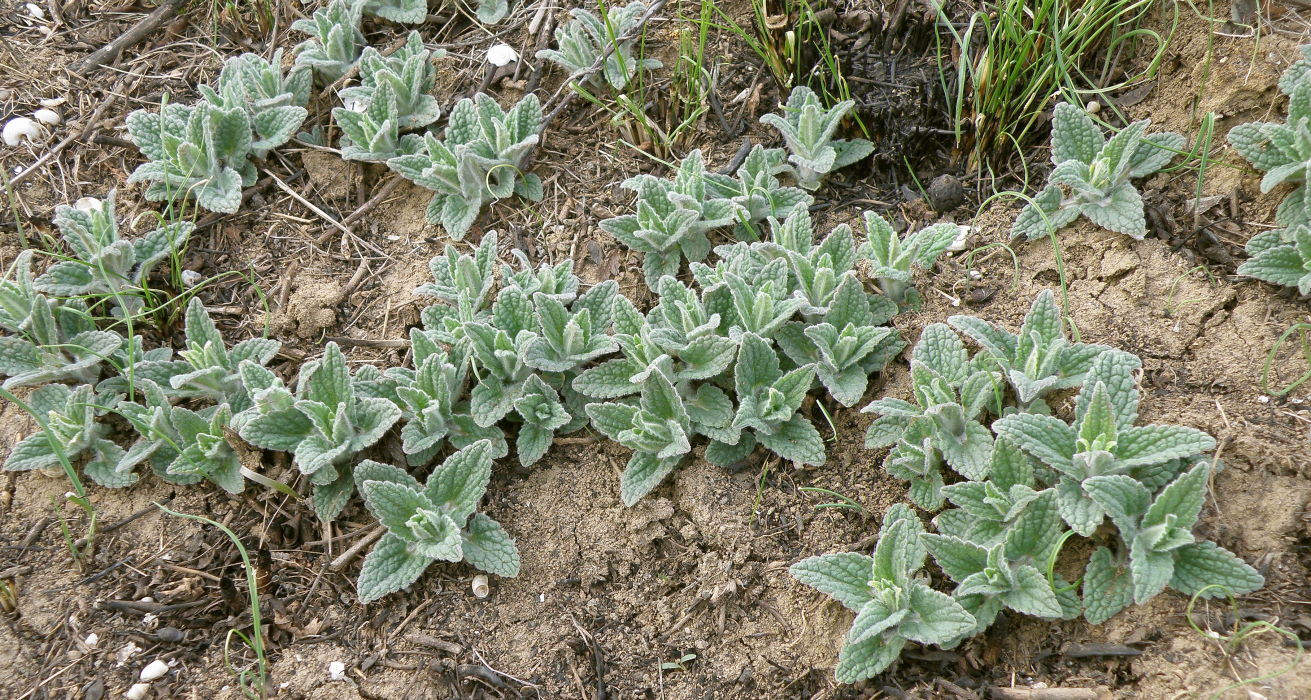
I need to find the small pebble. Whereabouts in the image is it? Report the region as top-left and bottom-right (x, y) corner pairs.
(328, 660), (346, 681)
(140, 659), (169, 681)
(155, 627), (183, 643)
(124, 683), (150, 700)
(487, 43), (518, 67)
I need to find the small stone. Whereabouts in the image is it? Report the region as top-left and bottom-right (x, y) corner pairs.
(925, 174), (965, 212)
(139, 659), (169, 681)
(328, 660), (346, 681)
(124, 683), (150, 700)
(155, 627), (183, 643)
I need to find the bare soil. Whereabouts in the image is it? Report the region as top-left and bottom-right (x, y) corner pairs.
(1, 1), (1309, 699)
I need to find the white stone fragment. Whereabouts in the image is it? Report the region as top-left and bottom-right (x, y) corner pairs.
(140, 658), (169, 681)
(125, 683), (150, 700)
(3, 117), (44, 147)
(487, 43), (518, 67)
(328, 660), (346, 681)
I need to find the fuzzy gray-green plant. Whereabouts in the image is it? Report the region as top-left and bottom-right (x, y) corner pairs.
(790, 504), (976, 683)
(199, 50), (310, 159)
(1012, 102), (1184, 240)
(0, 252), (122, 390)
(334, 32), (444, 162)
(354, 441), (520, 603)
(760, 86), (874, 191)
(292, 0), (367, 84)
(601, 150), (744, 286)
(386, 94), (543, 238)
(536, 1), (661, 90)
(34, 192), (192, 319)
(2, 383), (129, 487)
(861, 210), (963, 311)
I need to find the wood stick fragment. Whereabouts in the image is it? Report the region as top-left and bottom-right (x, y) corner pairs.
(328, 525), (385, 571)
(990, 687), (1110, 700)
(69, 0), (187, 74)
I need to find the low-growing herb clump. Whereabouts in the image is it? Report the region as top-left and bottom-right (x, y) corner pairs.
(334, 31), (444, 162)
(761, 86), (874, 191)
(536, 2), (661, 91)
(387, 94), (544, 238)
(795, 293), (1262, 682)
(355, 441), (520, 603)
(1012, 102), (1184, 241)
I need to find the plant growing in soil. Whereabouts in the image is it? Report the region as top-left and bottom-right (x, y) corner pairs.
(1229, 60), (1311, 229)
(292, 0), (367, 84)
(992, 349), (1216, 536)
(862, 323), (1002, 509)
(2, 383), (129, 487)
(789, 504), (976, 683)
(0, 252), (122, 390)
(1081, 461), (1264, 623)
(860, 210), (963, 310)
(355, 441), (520, 603)
(948, 289), (1109, 410)
(199, 51), (310, 158)
(132, 298), (281, 411)
(125, 100), (258, 214)
(115, 380), (245, 493)
(33, 192), (193, 320)
(601, 149), (744, 286)
(1237, 222), (1311, 294)
(704, 145), (812, 238)
(1012, 102), (1184, 240)
(760, 85), (874, 191)
(236, 342), (402, 521)
(536, 2), (662, 90)
(387, 93), (543, 238)
(335, 32), (443, 162)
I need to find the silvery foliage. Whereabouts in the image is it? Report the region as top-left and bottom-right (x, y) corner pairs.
(583, 210), (905, 505)
(1012, 102), (1184, 240)
(799, 305), (1262, 683)
(0, 252), (122, 390)
(235, 342), (402, 521)
(760, 86), (874, 191)
(363, 0), (427, 24)
(129, 298), (280, 412)
(1, 384), (130, 488)
(790, 505), (976, 682)
(33, 192), (193, 319)
(387, 94), (543, 239)
(1233, 48), (1311, 292)
(863, 323), (1003, 510)
(470, 0), (511, 24)
(335, 32), (445, 162)
(355, 441), (520, 604)
(948, 290), (1109, 409)
(601, 150), (744, 286)
(410, 233), (608, 468)
(992, 349), (1217, 537)
(860, 210), (962, 310)
(704, 145), (813, 240)
(293, 0), (367, 84)
(1080, 461), (1263, 623)
(354, 329), (506, 467)
(536, 2), (662, 90)
(126, 101), (257, 214)
(199, 50), (311, 158)
(114, 379), (244, 493)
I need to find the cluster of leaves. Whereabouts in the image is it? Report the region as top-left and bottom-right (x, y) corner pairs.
(586, 208), (910, 504)
(387, 94), (544, 239)
(536, 2), (661, 91)
(355, 441), (520, 602)
(1233, 45), (1311, 293)
(1012, 102), (1183, 241)
(760, 86), (874, 191)
(799, 292), (1262, 683)
(334, 31), (445, 162)
(127, 51), (310, 213)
